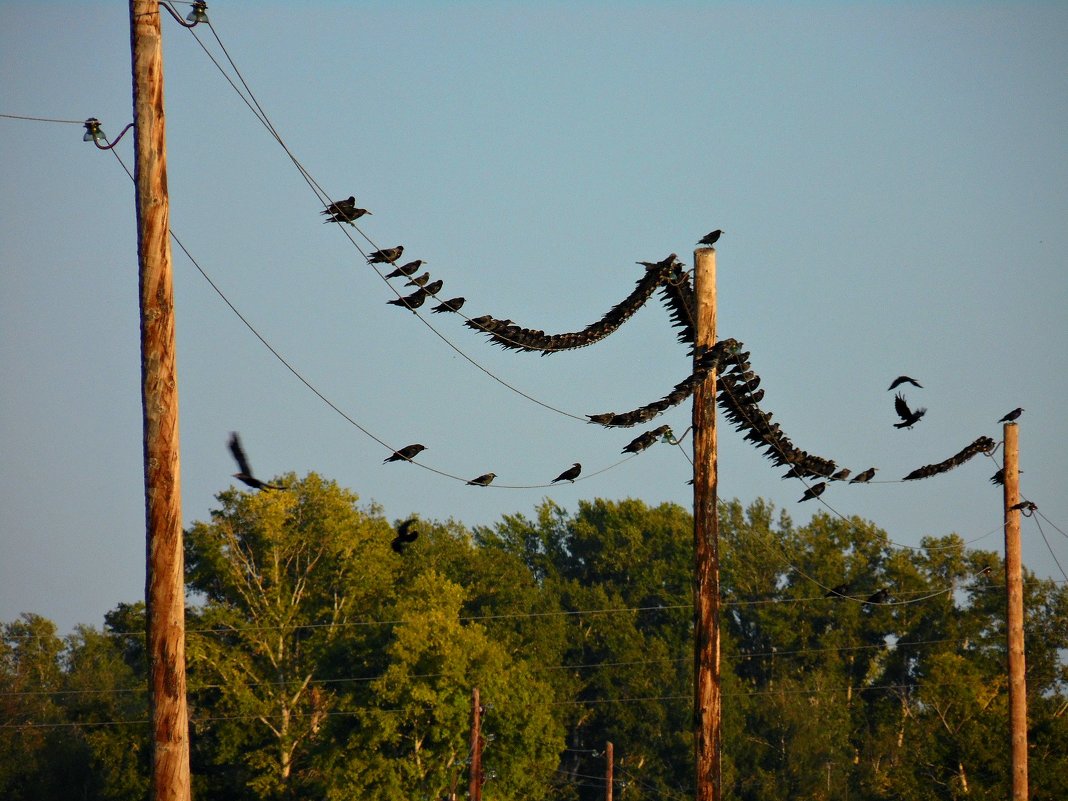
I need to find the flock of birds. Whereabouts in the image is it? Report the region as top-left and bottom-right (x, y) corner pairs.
(226, 211), (1028, 575)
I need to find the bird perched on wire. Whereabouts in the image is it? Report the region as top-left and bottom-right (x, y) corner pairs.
(228, 432), (283, 490)
(830, 468), (852, 482)
(405, 272), (431, 287)
(888, 375), (922, 391)
(998, 407), (1024, 423)
(384, 443), (426, 463)
(824, 583), (851, 598)
(391, 518), (419, 554)
(551, 463), (582, 483)
(893, 392), (926, 429)
(423, 279), (444, 296)
(387, 289), (428, 310)
(697, 230), (724, 246)
(324, 206), (371, 225)
(385, 260), (425, 279)
(368, 245), (404, 265)
(321, 196), (356, 217)
(866, 588), (890, 605)
(431, 296), (465, 313)
(467, 472), (497, 486)
(798, 482), (827, 502)
(850, 467), (878, 484)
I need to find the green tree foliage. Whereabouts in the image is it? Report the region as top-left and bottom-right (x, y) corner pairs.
(2, 480), (1066, 801)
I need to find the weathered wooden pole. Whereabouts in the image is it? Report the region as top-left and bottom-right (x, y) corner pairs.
(605, 741), (614, 801)
(1003, 422), (1028, 801)
(130, 2), (189, 799)
(692, 246), (721, 801)
(469, 687), (483, 801)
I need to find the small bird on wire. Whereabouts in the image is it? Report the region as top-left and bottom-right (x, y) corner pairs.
(798, 482), (827, 503)
(324, 206), (371, 225)
(830, 468), (852, 482)
(866, 588), (890, 605)
(228, 432), (283, 491)
(384, 443), (426, 463)
(467, 472), (497, 486)
(697, 230), (724, 246)
(391, 518), (419, 554)
(431, 297), (465, 313)
(850, 467), (878, 484)
(385, 260), (425, 279)
(888, 375), (923, 391)
(405, 272), (431, 287)
(551, 463), (582, 483)
(368, 245), (404, 265)
(423, 279), (444, 296)
(387, 289), (428, 310)
(321, 196), (356, 216)
(893, 392), (926, 429)
(824, 583), (851, 598)
(990, 468), (1005, 486)
(998, 407), (1024, 423)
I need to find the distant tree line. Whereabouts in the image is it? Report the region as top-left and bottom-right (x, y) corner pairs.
(2, 472), (1066, 800)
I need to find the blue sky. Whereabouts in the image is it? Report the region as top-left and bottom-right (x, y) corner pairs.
(2, 2), (1067, 634)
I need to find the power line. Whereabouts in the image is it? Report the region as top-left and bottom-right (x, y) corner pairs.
(0, 112), (85, 124)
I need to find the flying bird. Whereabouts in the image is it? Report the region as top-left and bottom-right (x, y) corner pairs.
(697, 230), (724, 246)
(467, 472), (497, 486)
(405, 272), (431, 287)
(824, 583), (851, 598)
(391, 518), (420, 554)
(321, 196), (356, 216)
(387, 289), (428, 310)
(850, 467), (878, 484)
(893, 392), (926, 429)
(367, 245), (404, 265)
(551, 463), (582, 483)
(798, 482), (827, 502)
(227, 432), (282, 490)
(998, 407), (1024, 423)
(990, 468), (1005, 486)
(384, 443), (426, 463)
(888, 375), (923, 391)
(866, 588), (890, 605)
(385, 260), (425, 279)
(431, 297), (465, 313)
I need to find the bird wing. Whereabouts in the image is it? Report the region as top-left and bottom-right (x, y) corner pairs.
(228, 433), (253, 475)
(894, 392), (912, 421)
(397, 517), (419, 542)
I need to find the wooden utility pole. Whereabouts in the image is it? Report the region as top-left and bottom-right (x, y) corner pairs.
(1003, 422), (1028, 801)
(469, 687), (483, 801)
(605, 741), (614, 801)
(130, 2), (190, 800)
(692, 247), (721, 801)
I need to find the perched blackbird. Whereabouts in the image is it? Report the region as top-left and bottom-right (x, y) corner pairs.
(405, 272), (431, 287)
(893, 392), (926, 429)
(697, 229), (723, 246)
(423, 279), (444, 296)
(431, 297), (465, 313)
(384, 444), (426, 463)
(321, 196), (356, 216)
(385, 260), (426, 279)
(998, 407), (1024, 423)
(831, 468), (852, 482)
(368, 245), (404, 265)
(798, 482), (827, 502)
(551, 463), (582, 483)
(888, 375), (922, 391)
(387, 289), (428, 310)
(850, 467), (878, 484)
(391, 518), (419, 554)
(228, 432), (283, 490)
(467, 472), (497, 486)
(866, 588), (890, 605)
(824, 583), (851, 598)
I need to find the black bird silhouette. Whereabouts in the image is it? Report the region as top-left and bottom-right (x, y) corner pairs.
(228, 432), (282, 490)
(850, 467), (878, 483)
(324, 204), (371, 224)
(391, 517), (419, 554)
(824, 583), (851, 598)
(387, 289), (428, 310)
(866, 588), (890, 605)
(467, 472), (497, 486)
(697, 230), (724, 246)
(551, 463), (582, 483)
(431, 297), (465, 313)
(405, 272), (431, 287)
(888, 375), (923, 391)
(990, 468), (1005, 486)
(384, 444), (426, 463)
(831, 468), (852, 482)
(893, 392), (926, 429)
(998, 407), (1024, 423)
(368, 245), (404, 265)
(321, 196), (355, 216)
(798, 482), (827, 502)
(385, 260), (426, 279)
(423, 279), (444, 296)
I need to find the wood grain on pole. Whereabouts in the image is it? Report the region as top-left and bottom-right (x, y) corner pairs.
(470, 687), (483, 801)
(130, 2), (190, 799)
(1003, 423), (1029, 801)
(692, 247), (721, 801)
